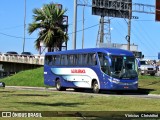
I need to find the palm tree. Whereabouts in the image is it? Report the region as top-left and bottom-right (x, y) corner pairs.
(28, 2), (68, 52)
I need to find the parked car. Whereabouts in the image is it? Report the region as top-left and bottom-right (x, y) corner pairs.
(5, 51), (18, 56)
(0, 82), (5, 87)
(0, 52), (5, 56)
(21, 52), (34, 57)
(139, 60), (156, 76)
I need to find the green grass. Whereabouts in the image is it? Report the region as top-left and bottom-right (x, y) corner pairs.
(0, 89), (160, 120)
(138, 75), (160, 94)
(0, 67), (44, 87)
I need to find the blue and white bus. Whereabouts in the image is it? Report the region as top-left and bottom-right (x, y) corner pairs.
(44, 48), (138, 93)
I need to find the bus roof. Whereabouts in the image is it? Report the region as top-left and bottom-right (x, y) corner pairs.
(45, 48), (134, 56)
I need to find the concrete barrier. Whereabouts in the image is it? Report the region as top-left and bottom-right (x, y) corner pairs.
(0, 54), (44, 65)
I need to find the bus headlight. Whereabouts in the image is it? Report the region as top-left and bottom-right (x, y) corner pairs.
(112, 79), (120, 84)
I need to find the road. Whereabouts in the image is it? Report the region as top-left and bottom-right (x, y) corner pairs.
(5, 86), (160, 99)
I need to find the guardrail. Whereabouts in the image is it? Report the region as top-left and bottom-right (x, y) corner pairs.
(0, 55), (44, 65)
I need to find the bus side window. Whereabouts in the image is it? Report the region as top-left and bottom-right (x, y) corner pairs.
(74, 54), (78, 65)
(77, 54), (82, 65)
(55, 55), (61, 65)
(98, 53), (109, 75)
(88, 53), (97, 65)
(52, 56), (56, 65)
(61, 55), (68, 66)
(45, 55), (53, 66)
(82, 54), (88, 65)
(88, 54), (92, 65)
(93, 53), (97, 65)
(68, 55), (74, 65)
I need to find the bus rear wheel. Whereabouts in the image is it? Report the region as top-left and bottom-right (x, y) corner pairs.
(55, 79), (66, 91)
(92, 81), (100, 93)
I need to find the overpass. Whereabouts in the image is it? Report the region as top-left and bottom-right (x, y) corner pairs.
(0, 54), (44, 77)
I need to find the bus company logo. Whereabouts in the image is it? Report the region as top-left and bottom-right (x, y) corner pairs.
(71, 69), (86, 73)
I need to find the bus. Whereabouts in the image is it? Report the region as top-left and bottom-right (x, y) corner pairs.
(44, 48), (138, 93)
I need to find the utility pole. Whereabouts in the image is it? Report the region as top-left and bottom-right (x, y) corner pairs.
(100, 16), (104, 43)
(107, 18), (111, 44)
(127, 5), (132, 51)
(23, 0), (26, 52)
(72, 0), (77, 50)
(82, 6), (85, 49)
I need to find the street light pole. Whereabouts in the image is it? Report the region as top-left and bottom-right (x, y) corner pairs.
(72, 0), (77, 50)
(23, 0), (26, 52)
(127, 5), (132, 51)
(100, 16), (104, 43)
(82, 6), (85, 49)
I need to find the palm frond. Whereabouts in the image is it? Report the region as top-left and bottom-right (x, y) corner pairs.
(28, 2), (69, 52)
(28, 22), (41, 35)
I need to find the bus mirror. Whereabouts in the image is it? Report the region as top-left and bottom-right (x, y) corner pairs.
(136, 58), (140, 67)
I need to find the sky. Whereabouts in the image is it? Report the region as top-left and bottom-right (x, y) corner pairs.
(0, 0), (160, 60)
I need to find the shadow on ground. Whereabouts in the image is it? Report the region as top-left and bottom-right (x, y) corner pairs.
(101, 88), (155, 95)
(11, 94), (50, 97)
(77, 88), (155, 95)
(15, 102), (84, 107)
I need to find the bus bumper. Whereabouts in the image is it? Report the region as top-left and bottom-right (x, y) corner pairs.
(109, 82), (138, 90)
(101, 81), (138, 90)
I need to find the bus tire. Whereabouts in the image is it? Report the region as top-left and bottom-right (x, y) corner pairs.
(92, 80), (100, 93)
(55, 79), (66, 91)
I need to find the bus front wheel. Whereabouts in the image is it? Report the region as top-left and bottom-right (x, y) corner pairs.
(55, 79), (66, 91)
(92, 80), (100, 93)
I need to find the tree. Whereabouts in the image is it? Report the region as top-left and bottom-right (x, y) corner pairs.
(28, 2), (68, 52)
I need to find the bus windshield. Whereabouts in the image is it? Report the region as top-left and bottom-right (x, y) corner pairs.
(110, 55), (138, 79)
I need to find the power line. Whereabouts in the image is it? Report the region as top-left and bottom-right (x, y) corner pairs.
(131, 21), (157, 56)
(131, 22), (152, 51)
(111, 18), (154, 53)
(115, 16), (158, 54)
(0, 32), (35, 39)
(0, 25), (24, 31)
(68, 19), (86, 26)
(145, 56), (158, 57)
(115, 20), (128, 35)
(0, 24), (99, 39)
(0, 19), (87, 39)
(133, 19), (154, 22)
(111, 20), (127, 42)
(136, 21), (159, 51)
(68, 23), (99, 35)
